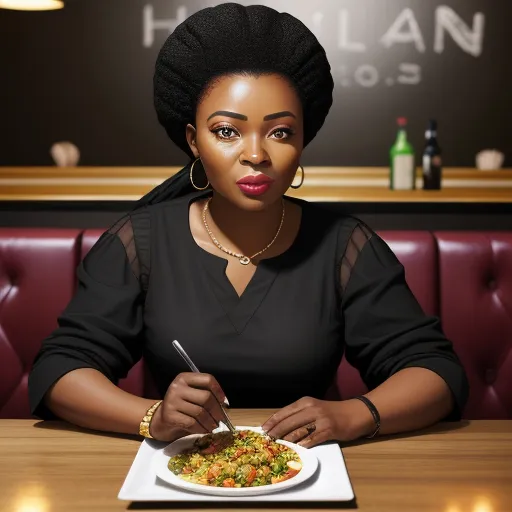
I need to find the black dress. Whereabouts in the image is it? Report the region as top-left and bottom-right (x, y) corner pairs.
(28, 191), (469, 418)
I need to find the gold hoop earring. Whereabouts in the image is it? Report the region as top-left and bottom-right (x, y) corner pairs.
(190, 158), (210, 190)
(290, 165), (304, 189)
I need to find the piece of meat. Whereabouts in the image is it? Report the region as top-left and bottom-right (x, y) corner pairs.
(195, 431), (235, 454)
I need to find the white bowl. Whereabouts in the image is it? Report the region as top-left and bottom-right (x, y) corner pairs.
(152, 426), (318, 497)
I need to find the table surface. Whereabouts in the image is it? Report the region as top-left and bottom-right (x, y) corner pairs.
(1, 412), (511, 512)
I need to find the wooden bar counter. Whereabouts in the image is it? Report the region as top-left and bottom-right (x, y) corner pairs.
(0, 167), (511, 202)
(0, 411), (511, 512)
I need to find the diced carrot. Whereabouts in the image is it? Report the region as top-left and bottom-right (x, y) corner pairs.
(222, 478), (235, 487)
(206, 463), (223, 479)
(182, 467), (193, 474)
(265, 448), (275, 462)
(233, 448), (245, 459)
(246, 466), (257, 484)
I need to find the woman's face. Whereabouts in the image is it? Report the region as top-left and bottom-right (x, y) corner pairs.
(186, 73), (304, 211)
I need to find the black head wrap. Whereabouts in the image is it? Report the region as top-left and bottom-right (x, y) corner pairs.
(135, 2), (333, 208)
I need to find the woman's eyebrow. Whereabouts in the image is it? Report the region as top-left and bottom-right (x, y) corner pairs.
(263, 111), (296, 121)
(206, 110), (297, 122)
(207, 111), (248, 121)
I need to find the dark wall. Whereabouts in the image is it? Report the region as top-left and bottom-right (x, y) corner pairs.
(2, 0), (510, 167)
(2, 202), (511, 231)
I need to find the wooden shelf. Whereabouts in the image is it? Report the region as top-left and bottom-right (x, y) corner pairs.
(0, 167), (511, 202)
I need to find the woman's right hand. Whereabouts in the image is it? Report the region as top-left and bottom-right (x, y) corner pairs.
(149, 372), (228, 442)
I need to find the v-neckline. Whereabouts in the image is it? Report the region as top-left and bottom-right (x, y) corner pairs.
(181, 191), (307, 334)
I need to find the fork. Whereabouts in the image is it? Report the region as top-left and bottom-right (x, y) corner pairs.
(171, 340), (237, 434)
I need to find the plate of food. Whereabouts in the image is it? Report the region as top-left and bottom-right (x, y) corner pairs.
(152, 426), (318, 496)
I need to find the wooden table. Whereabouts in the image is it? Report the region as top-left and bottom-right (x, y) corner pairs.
(1, 412), (511, 512)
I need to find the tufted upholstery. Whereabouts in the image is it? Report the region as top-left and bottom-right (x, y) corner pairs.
(0, 229), (82, 418)
(435, 232), (512, 419)
(0, 229), (511, 419)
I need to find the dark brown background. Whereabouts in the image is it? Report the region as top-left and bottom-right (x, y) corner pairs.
(1, 0), (510, 167)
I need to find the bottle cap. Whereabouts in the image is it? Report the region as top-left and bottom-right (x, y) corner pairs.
(397, 117), (407, 127)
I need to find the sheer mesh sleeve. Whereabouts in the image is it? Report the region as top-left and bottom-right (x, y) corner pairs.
(107, 216), (140, 281)
(339, 223), (372, 293)
(338, 222), (469, 419)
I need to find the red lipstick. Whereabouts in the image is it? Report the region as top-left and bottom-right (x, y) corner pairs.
(236, 174), (274, 196)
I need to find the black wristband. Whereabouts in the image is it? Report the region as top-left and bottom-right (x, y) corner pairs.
(354, 395), (381, 438)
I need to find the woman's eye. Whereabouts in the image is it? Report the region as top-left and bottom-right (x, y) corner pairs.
(213, 127), (238, 139)
(270, 128), (293, 140)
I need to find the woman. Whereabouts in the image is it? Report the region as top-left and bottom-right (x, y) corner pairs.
(28, 3), (468, 448)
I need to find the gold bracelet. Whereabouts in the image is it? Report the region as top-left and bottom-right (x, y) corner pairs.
(138, 400), (163, 439)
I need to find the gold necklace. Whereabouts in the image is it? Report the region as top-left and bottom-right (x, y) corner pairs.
(201, 198), (285, 265)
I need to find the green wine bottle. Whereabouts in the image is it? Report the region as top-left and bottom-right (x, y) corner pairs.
(390, 117), (415, 190)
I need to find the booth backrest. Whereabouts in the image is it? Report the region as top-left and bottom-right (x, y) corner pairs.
(0, 228), (511, 419)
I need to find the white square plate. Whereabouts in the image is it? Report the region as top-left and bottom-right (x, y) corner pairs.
(118, 431), (355, 504)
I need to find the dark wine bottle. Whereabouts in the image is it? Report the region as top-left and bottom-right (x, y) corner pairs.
(422, 119), (442, 190)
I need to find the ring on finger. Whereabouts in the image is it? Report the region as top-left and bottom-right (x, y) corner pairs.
(305, 423), (316, 435)
(287, 423), (316, 443)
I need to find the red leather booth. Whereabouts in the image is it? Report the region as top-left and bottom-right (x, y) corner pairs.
(1, 228), (511, 419)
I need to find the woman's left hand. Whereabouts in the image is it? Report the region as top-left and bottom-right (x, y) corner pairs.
(261, 397), (375, 448)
